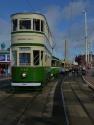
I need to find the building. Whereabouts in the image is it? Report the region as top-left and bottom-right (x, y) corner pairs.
(0, 50), (11, 76)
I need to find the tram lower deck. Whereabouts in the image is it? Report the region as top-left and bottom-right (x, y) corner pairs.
(11, 66), (51, 87)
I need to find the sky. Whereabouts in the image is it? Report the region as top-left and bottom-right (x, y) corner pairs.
(0, 0), (94, 61)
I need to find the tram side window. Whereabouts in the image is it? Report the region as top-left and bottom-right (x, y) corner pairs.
(52, 60), (55, 66)
(12, 19), (17, 31)
(33, 19), (40, 31)
(41, 20), (44, 32)
(41, 51), (43, 65)
(19, 53), (30, 65)
(33, 50), (40, 65)
(41, 51), (43, 60)
(20, 20), (31, 30)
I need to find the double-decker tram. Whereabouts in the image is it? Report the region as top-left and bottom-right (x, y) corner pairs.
(51, 56), (62, 77)
(11, 13), (53, 87)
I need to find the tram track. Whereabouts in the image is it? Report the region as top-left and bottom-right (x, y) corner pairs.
(70, 84), (94, 125)
(63, 75), (94, 125)
(52, 76), (69, 125)
(0, 89), (40, 125)
(15, 80), (56, 125)
(0, 79), (58, 125)
(0, 76), (69, 125)
(11, 92), (40, 125)
(0, 80), (41, 125)
(0, 81), (15, 104)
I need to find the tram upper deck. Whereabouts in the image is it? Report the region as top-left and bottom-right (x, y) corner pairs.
(11, 13), (52, 47)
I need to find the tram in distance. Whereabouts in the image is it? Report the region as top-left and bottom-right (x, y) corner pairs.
(11, 12), (62, 87)
(51, 56), (62, 77)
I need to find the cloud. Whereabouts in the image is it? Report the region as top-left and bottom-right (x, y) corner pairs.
(44, 6), (61, 32)
(0, 18), (11, 48)
(43, 1), (91, 59)
(62, 1), (88, 20)
(0, 0), (92, 60)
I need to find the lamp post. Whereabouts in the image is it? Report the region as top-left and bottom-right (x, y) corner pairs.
(84, 10), (89, 66)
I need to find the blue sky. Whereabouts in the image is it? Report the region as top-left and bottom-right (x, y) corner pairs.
(0, 0), (94, 61)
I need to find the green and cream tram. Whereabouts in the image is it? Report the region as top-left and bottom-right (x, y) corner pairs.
(11, 13), (53, 87)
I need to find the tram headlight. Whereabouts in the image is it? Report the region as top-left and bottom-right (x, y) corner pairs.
(51, 73), (53, 77)
(22, 73), (27, 78)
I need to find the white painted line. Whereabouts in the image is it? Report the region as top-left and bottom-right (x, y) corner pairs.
(11, 82), (41, 86)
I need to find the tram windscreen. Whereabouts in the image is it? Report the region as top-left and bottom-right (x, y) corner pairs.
(19, 53), (30, 65)
(20, 20), (31, 29)
(12, 19), (17, 31)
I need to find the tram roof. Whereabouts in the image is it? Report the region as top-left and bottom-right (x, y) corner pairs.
(11, 12), (46, 19)
(11, 12), (54, 45)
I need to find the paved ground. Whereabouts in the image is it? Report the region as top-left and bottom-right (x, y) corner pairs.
(83, 68), (94, 89)
(62, 75), (94, 125)
(0, 75), (11, 81)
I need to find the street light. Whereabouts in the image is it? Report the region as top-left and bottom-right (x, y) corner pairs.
(83, 10), (88, 65)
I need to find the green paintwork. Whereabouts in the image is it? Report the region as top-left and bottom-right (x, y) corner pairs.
(11, 43), (44, 47)
(50, 67), (61, 76)
(11, 31), (45, 35)
(12, 66), (51, 84)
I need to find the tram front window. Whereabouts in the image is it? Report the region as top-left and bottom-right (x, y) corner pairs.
(41, 20), (44, 32)
(20, 20), (31, 30)
(19, 53), (30, 65)
(33, 19), (40, 31)
(12, 19), (17, 31)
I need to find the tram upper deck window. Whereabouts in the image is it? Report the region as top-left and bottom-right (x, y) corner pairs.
(19, 53), (30, 65)
(33, 19), (40, 31)
(20, 20), (31, 30)
(41, 20), (44, 32)
(12, 19), (17, 31)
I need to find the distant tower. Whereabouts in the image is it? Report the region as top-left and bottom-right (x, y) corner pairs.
(64, 40), (67, 61)
(1, 42), (5, 50)
(84, 10), (89, 64)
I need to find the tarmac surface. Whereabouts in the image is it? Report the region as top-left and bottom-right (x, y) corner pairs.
(0, 72), (94, 125)
(62, 74), (94, 125)
(83, 68), (94, 89)
(0, 76), (68, 125)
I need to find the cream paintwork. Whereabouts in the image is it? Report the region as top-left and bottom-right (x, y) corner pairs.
(11, 13), (52, 67)
(11, 33), (45, 44)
